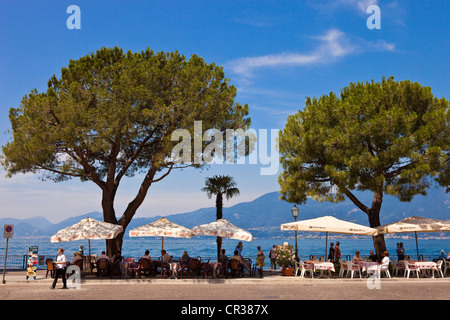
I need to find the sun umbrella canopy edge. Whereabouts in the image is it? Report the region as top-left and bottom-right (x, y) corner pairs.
(50, 217), (123, 243)
(280, 215), (378, 236)
(192, 218), (253, 241)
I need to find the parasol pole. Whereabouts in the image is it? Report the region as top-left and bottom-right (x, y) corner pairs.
(325, 232), (328, 261)
(415, 231), (420, 260)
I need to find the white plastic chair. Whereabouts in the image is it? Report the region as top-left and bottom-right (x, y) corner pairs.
(293, 260), (301, 277)
(379, 262), (391, 279)
(443, 260), (450, 276)
(404, 261), (419, 278)
(434, 260), (444, 278)
(339, 259), (348, 277)
(393, 259), (405, 276)
(300, 260), (314, 278)
(346, 261), (361, 279)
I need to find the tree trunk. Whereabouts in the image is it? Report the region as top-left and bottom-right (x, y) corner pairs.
(367, 191), (387, 258)
(338, 183), (387, 258)
(216, 193), (223, 261)
(102, 164), (159, 256)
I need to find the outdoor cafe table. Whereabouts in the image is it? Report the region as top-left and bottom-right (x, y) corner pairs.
(306, 261), (335, 278)
(412, 261), (440, 278)
(356, 261), (379, 273)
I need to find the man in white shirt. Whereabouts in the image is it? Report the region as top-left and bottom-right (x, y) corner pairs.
(51, 248), (68, 289)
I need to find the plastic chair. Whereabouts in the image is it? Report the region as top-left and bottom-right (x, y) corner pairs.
(200, 259), (212, 279)
(293, 260), (301, 277)
(137, 258), (151, 278)
(187, 258), (200, 278)
(338, 259), (349, 277)
(300, 260), (314, 278)
(178, 258), (190, 279)
(45, 258), (55, 278)
(434, 260), (444, 278)
(229, 259), (243, 278)
(403, 261), (419, 278)
(379, 262), (391, 279)
(346, 261), (361, 279)
(443, 260), (450, 276)
(394, 260), (405, 276)
(97, 258), (112, 278)
(243, 258), (252, 277)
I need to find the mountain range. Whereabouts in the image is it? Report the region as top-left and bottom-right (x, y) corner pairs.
(1, 188), (449, 239)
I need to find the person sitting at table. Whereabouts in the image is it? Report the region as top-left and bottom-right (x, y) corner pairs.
(98, 251), (110, 262)
(369, 250), (379, 262)
(70, 251), (83, 265)
(181, 251), (190, 263)
(380, 251), (390, 267)
(161, 250), (171, 264)
(141, 250), (152, 262)
(219, 249), (229, 268)
(111, 251), (123, 276)
(231, 250), (243, 264)
(352, 251), (364, 263)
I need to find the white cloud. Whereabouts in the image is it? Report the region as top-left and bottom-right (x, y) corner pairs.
(227, 29), (394, 78)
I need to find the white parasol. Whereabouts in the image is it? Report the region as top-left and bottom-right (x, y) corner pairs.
(281, 216), (378, 259)
(128, 217), (194, 250)
(50, 217), (123, 259)
(192, 218), (253, 242)
(376, 216), (450, 259)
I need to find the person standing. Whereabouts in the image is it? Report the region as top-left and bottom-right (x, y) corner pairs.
(398, 243), (405, 261)
(269, 245), (277, 272)
(334, 241), (341, 263)
(256, 246), (265, 278)
(51, 248), (68, 289)
(328, 243), (335, 262)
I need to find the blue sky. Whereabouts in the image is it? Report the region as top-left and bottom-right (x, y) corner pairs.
(0, 0), (449, 223)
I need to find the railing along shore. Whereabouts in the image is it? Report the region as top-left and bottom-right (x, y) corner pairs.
(0, 254), (438, 270)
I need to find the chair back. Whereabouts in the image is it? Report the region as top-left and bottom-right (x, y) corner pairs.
(140, 258), (150, 269)
(46, 258), (55, 271)
(75, 258), (83, 271)
(436, 260), (443, 268)
(189, 258), (199, 270)
(98, 259), (109, 270)
(230, 259), (240, 270)
(403, 261), (412, 270)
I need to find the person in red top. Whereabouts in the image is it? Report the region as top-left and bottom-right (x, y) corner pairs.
(334, 241), (341, 262)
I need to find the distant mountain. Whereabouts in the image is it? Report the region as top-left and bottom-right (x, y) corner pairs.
(2, 188), (449, 239)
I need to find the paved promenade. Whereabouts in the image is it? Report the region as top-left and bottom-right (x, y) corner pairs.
(1, 269), (449, 301)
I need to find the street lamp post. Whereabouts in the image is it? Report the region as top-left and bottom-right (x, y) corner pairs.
(291, 205), (299, 260)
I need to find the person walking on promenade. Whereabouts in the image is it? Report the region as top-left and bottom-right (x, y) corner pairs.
(269, 245), (277, 272)
(397, 243), (405, 261)
(334, 241), (341, 263)
(256, 246), (265, 278)
(51, 248), (68, 289)
(328, 243), (335, 262)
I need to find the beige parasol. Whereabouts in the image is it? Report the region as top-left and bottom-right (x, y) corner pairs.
(50, 217), (124, 269)
(192, 218), (253, 242)
(376, 216), (450, 259)
(281, 216), (378, 259)
(128, 217), (194, 250)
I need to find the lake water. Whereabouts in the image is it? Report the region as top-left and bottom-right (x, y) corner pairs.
(2, 236), (449, 266)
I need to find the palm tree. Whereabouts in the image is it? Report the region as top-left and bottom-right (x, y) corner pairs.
(201, 175), (240, 260)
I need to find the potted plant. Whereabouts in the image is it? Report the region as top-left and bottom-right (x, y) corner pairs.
(275, 244), (295, 276)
